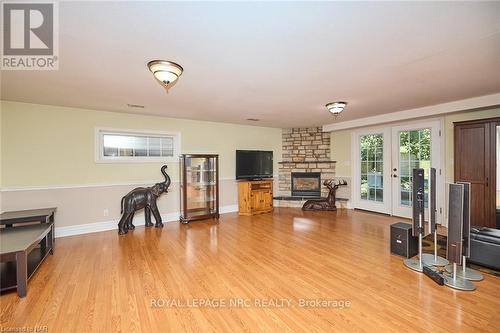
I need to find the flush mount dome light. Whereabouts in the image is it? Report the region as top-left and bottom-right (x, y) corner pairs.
(326, 101), (347, 115)
(147, 60), (183, 91)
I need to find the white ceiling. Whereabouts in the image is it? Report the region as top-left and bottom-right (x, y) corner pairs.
(2, 1), (500, 128)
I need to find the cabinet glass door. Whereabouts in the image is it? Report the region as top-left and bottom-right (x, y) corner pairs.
(180, 154), (219, 222)
(186, 157), (216, 216)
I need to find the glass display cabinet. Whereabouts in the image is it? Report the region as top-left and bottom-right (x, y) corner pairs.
(179, 154), (219, 223)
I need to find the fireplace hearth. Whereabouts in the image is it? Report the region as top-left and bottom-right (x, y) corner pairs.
(291, 172), (321, 197)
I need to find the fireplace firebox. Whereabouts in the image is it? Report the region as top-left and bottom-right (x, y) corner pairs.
(291, 172), (321, 197)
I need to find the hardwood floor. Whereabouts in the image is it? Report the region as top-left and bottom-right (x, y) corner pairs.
(1, 208), (499, 332)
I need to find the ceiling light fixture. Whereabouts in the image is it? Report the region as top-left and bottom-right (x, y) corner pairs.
(326, 101), (347, 116)
(147, 60), (183, 92)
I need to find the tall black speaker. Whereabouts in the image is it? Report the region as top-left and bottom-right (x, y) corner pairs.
(421, 168), (449, 267)
(444, 183), (478, 290)
(411, 168), (425, 237)
(457, 182), (471, 257)
(445, 181), (482, 283)
(447, 183), (464, 265)
(404, 168), (427, 272)
(429, 168), (437, 232)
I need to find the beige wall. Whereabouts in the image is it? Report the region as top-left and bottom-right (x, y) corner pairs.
(1, 101), (281, 187)
(330, 130), (351, 177)
(0, 101), (282, 230)
(330, 107), (500, 197)
(2, 100), (496, 230)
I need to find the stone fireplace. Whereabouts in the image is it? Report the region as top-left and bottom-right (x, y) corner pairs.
(276, 127), (336, 202)
(291, 172), (321, 197)
(274, 127), (350, 208)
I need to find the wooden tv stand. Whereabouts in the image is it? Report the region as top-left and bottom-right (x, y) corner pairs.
(238, 179), (273, 216)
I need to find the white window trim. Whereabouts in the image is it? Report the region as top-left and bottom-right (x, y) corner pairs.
(94, 127), (181, 163)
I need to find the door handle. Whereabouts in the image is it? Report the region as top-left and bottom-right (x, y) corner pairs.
(393, 174), (398, 178)
(393, 168), (397, 172)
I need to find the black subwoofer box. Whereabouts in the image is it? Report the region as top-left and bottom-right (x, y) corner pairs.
(390, 222), (418, 258)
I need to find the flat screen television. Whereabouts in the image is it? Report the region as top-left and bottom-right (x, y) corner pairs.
(236, 150), (273, 180)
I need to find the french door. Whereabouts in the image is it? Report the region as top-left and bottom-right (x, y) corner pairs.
(390, 121), (442, 221)
(352, 120), (442, 223)
(352, 127), (392, 214)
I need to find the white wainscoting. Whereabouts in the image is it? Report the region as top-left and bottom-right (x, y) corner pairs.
(0, 181), (240, 238)
(54, 204), (239, 238)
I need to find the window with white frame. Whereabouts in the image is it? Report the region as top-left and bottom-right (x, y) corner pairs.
(96, 129), (180, 162)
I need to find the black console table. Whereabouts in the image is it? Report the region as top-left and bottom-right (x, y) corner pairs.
(0, 208), (56, 297)
(0, 207), (56, 226)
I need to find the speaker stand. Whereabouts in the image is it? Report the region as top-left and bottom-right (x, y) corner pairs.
(445, 256), (483, 281)
(444, 263), (476, 291)
(422, 231), (449, 266)
(404, 231), (423, 272)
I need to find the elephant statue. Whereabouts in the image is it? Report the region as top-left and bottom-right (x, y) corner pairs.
(118, 165), (171, 235)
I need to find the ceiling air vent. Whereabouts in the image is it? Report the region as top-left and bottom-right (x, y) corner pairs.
(127, 104), (145, 109)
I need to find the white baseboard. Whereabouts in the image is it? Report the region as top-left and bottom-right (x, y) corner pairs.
(219, 204), (239, 214)
(55, 204), (239, 238)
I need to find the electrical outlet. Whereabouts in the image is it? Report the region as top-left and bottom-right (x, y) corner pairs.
(103, 209), (109, 217)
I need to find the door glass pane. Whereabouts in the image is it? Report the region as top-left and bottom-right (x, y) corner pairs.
(360, 175), (368, 199)
(399, 129), (431, 207)
(360, 134), (383, 202)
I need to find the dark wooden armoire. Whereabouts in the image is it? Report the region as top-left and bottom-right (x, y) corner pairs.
(454, 117), (499, 228)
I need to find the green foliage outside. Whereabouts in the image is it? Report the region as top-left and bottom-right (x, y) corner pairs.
(359, 129), (431, 205)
